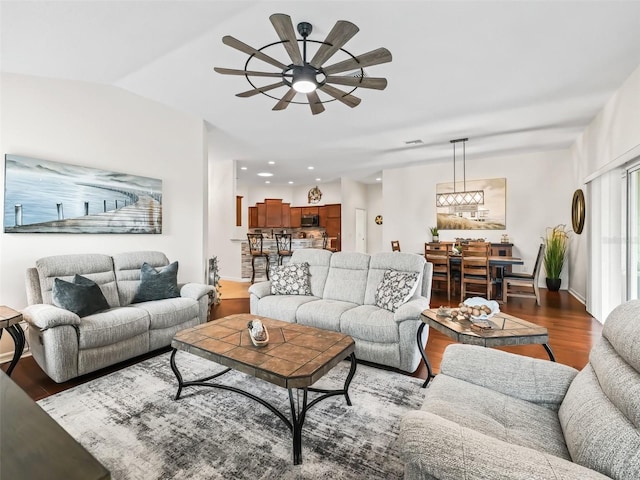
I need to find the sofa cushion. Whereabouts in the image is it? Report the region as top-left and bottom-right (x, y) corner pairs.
(296, 299), (358, 332)
(559, 345), (640, 479)
(270, 262), (312, 295)
(133, 262), (180, 303)
(52, 275), (110, 317)
(374, 269), (420, 312)
(322, 252), (370, 304)
(113, 251), (170, 306)
(130, 297), (199, 330)
(424, 373), (571, 460)
(78, 307), (150, 349)
(36, 253), (120, 308)
(289, 249), (332, 298)
(254, 295), (319, 323)
(364, 252), (426, 305)
(339, 305), (399, 343)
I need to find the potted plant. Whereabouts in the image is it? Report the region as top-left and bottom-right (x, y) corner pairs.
(430, 227), (439, 243)
(542, 224), (570, 291)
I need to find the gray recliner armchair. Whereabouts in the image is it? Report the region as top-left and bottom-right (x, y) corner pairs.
(399, 300), (640, 479)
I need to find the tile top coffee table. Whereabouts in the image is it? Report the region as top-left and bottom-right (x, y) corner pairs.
(170, 313), (356, 465)
(0, 305), (26, 377)
(417, 308), (555, 388)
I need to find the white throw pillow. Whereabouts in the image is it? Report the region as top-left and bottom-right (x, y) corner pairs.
(270, 262), (312, 295)
(375, 269), (420, 312)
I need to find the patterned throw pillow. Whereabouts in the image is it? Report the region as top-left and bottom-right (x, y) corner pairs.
(375, 269), (420, 312)
(270, 262), (312, 295)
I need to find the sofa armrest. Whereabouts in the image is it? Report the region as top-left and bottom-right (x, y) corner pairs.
(440, 343), (579, 408)
(394, 298), (430, 323)
(399, 410), (610, 480)
(180, 283), (214, 301)
(248, 281), (272, 299)
(21, 304), (81, 330)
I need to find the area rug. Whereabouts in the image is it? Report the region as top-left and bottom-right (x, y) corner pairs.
(38, 351), (425, 480)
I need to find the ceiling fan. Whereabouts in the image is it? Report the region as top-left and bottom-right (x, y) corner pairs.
(214, 13), (392, 115)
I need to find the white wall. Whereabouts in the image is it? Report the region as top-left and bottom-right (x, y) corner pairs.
(0, 74), (207, 308)
(340, 178), (368, 252)
(366, 183), (384, 253)
(381, 149), (575, 290)
(571, 63), (640, 320)
(242, 181), (341, 208)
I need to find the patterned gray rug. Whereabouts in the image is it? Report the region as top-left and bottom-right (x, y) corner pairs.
(38, 351), (424, 480)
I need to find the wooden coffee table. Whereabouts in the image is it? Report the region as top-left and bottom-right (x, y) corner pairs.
(417, 308), (554, 387)
(170, 313), (356, 465)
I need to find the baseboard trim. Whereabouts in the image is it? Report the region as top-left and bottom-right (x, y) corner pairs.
(569, 288), (586, 305)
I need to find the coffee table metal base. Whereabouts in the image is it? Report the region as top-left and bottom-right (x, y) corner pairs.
(170, 349), (357, 465)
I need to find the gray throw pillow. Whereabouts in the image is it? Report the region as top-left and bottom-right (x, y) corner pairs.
(374, 269), (420, 312)
(270, 262), (312, 295)
(133, 261), (180, 303)
(52, 274), (110, 317)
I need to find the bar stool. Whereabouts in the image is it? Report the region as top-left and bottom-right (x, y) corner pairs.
(275, 233), (293, 265)
(322, 232), (337, 252)
(247, 233), (270, 284)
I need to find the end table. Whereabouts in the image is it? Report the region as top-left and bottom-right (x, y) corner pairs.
(0, 306), (26, 376)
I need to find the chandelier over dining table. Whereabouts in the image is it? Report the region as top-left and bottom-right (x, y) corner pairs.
(436, 138), (485, 208)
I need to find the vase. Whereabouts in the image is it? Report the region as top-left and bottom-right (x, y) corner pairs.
(546, 278), (561, 291)
(432, 235), (439, 243)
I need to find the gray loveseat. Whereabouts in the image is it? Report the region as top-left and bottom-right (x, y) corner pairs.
(248, 249), (433, 372)
(399, 300), (640, 480)
(22, 251), (214, 383)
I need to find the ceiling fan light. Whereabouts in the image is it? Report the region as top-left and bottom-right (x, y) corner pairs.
(292, 66), (317, 93)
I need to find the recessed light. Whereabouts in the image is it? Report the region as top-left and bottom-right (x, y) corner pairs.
(315, 178), (321, 181)
(268, 161), (275, 165)
(240, 166), (247, 170)
(257, 172), (273, 177)
(265, 180), (270, 184)
(307, 166), (314, 170)
(288, 181), (294, 184)
(376, 177), (382, 181)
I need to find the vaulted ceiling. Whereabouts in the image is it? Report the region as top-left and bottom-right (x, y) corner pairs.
(2, 1), (640, 186)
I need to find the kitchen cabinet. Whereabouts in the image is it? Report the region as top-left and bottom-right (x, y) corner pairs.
(256, 202), (266, 228)
(324, 203), (341, 239)
(248, 207), (258, 228)
(282, 203), (291, 228)
(290, 207), (301, 228)
(265, 198), (283, 227)
(301, 206), (319, 216)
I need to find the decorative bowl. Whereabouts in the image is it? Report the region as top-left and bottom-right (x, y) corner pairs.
(247, 320), (270, 347)
(463, 297), (500, 321)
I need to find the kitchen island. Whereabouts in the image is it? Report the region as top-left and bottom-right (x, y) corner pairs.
(240, 237), (324, 281)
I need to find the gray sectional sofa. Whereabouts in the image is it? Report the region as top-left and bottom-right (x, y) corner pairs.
(22, 251), (214, 383)
(248, 249), (433, 372)
(399, 299), (640, 480)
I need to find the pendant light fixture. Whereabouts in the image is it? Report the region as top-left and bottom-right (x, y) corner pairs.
(435, 138), (485, 208)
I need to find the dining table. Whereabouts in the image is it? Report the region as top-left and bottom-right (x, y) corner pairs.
(446, 254), (524, 302)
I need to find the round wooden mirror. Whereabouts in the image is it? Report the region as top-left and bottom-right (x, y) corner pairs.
(571, 189), (585, 234)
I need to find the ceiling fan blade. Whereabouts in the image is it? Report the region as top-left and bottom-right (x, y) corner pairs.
(309, 21), (359, 68)
(214, 67), (283, 78)
(222, 36), (287, 70)
(319, 84), (361, 108)
(325, 76), (388, 90)
(236, 81), (285, 98)
(306, 91), (325, 115)
(322, 47), (392, 75)
(272, 88), (297, 111)
(270, 14), (303, 65)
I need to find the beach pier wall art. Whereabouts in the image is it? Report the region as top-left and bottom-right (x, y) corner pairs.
(3, 154), (162, 234)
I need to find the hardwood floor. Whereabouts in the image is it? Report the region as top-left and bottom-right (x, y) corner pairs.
(3, 286), (601, 401)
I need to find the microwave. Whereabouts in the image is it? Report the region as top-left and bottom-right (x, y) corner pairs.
(301, 215), (319, 227)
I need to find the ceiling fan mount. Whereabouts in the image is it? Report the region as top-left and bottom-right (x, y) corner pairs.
(214, 14), (392, 115)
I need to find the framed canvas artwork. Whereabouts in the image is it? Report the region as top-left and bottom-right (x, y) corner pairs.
(436, 177), (506, 230)
(3, 154), (162, 234)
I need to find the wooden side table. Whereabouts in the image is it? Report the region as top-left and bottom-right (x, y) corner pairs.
(0, 306), (26, 376)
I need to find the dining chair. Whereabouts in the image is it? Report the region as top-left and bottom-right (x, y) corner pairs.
(425, 242), (452, 301)
(391, 240), (401, 252)
(246, 233), (270, 284)
(460, 242), (492, 301)
(503, 243), (544, 305)
(274, 233), (293, 265)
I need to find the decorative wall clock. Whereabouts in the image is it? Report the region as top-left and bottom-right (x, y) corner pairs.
(308, 185), (322, 204)
(375, 215), (383, 225)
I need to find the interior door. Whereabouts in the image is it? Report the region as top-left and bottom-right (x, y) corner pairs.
(355, 208), (366, 253)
